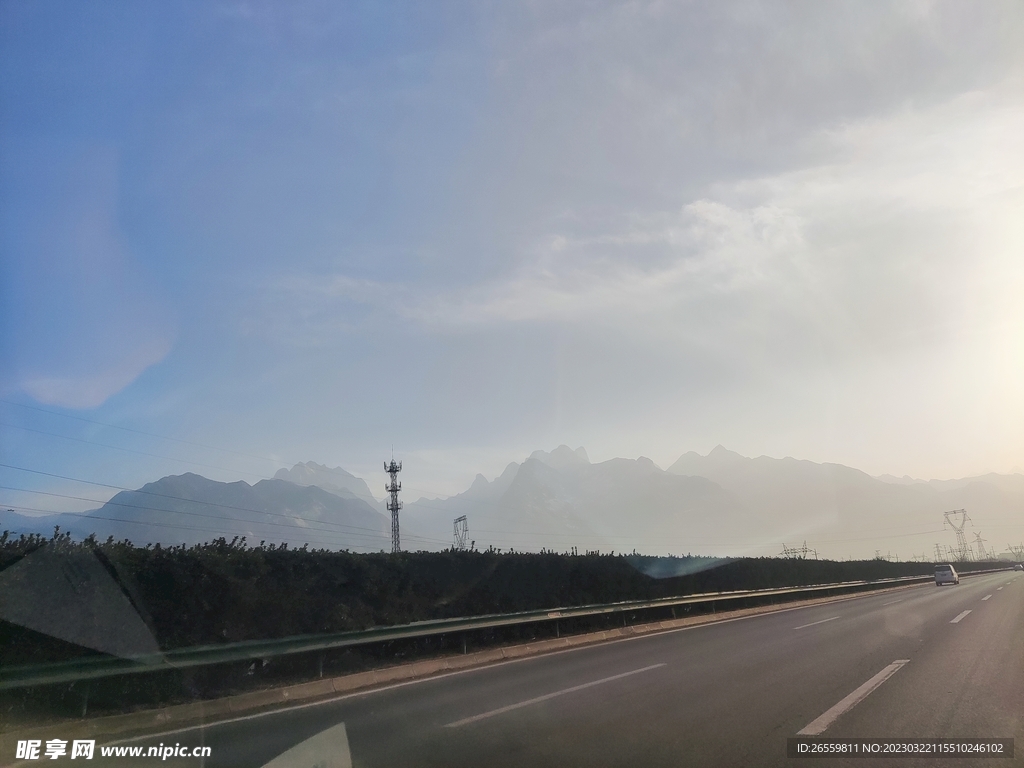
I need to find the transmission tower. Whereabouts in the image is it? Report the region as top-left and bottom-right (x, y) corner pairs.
(453, 515), (468, 551)
(943, 509), (972, 562)
(973, 532), (989, 561)
(385, 457), (403, 553)
(1008, 543), (1024, 561)
(933, 543), (944, 562)
(781, 541), (817, 559)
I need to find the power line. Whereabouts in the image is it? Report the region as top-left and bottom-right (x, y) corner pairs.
(1, 422), (273, 479)
(0, 503), (445, 551)
(0, 398), (281, 465)
(0, 465), (450, 546)
(0, 463), (390, 536)
(0, 485), (406, 542)
(0, 466), (992, 555)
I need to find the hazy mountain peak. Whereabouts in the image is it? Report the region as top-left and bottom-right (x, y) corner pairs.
(669, 446), (747, 476)
(454, 462), (524, 501)
(273, 461), (378, 505)
(529, 445), (590, 470)
(708, 445), (745, 462)
(875, 473), (926, 485)
(636, 456), (659, 472)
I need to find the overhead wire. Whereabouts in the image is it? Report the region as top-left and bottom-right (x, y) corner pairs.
(0, 398), (280, 464)
(1, 422), (273, 480)
(0, 463), (389, 535)
(0, 485), (396, 541)
(0, 503), (404, 552)
(4, 410), (1010, 555)
(0, 500), (448, 549)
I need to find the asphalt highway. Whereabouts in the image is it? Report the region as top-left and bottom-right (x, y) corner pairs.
(100, 571), (1023, 767)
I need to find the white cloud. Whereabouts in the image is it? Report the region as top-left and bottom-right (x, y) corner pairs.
(401, 82), (1024, 362)
(1, 143), (177, 409)
(19, 335), (174, 410)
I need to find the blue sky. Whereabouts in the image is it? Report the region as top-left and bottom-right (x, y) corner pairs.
(2, 1), (1023, 509)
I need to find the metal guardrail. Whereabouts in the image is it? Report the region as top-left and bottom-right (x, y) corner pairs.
(0, 566), (1012, 690)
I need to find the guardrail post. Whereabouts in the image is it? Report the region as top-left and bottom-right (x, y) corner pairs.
(318, 654), (324, 679)
(461, 635), (467, 655)
(555, 621), (560, 638)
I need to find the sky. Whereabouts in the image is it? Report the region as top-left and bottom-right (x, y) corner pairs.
(2, 0), (1023, 511)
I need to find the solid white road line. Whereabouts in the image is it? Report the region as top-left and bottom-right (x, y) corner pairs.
(797, 660), (910, 736)
(882, 599), (903, 606)
(951, 610), (972, 623)
(794, 616), (840, 630)
(982, 595), (992, 601)
(444, 664), (666, 728)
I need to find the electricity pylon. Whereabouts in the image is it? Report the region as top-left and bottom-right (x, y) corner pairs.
(943, 509), (972, 562)
(973, 532), (988, 560)
(453, 515), (468, 551)
(781, 541), (817, 559)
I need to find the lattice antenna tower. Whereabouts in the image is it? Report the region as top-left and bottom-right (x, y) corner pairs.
(453, 515), (468, 551)
(384, 454), (402, 553)
(943, 509), (972, 562)
(973, 532), (988, 561)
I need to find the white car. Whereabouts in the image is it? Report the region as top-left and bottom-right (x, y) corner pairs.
(935, 564), (960, 585)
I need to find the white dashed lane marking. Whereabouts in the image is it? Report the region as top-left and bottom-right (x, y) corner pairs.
(444, 664), (666, 728)
(797, 660), (910, 736)
(951, 610), (972, 623)
(794, 617), (840, 630)
(982, 595), (992, 601)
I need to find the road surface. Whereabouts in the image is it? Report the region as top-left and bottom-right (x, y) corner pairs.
(55, 571), (1024, 767)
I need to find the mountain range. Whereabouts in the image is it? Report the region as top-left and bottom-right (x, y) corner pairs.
(402, 445), (1024, 559)
(1, 473), (392, 551)
(2, 448), (1022, 559)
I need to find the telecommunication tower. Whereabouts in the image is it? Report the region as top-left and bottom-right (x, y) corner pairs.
(943, 509), (972, 562)
(453, 515), (468, 551)
(385, 457), (402, 553)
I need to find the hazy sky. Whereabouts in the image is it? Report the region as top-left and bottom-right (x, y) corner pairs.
(2, 1), (1023, 507)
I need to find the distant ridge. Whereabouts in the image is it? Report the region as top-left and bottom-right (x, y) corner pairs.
(274, 461), (380, 507)
(4, 449), (1023, 559)
(1, 473), (391, 552)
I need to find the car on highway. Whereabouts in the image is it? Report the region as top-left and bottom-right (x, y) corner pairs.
(1015, 564), (1023, 571)
(934, 564), (960, 585)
